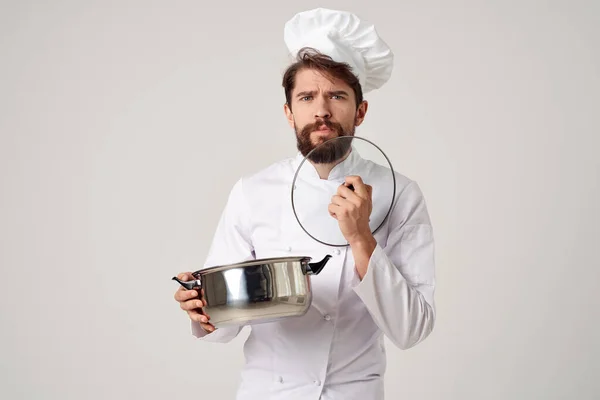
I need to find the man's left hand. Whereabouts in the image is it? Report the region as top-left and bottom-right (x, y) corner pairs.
(328, 175), (373, 245)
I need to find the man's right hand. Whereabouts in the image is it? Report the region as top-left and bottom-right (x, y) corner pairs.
(174, 272), (216, 333)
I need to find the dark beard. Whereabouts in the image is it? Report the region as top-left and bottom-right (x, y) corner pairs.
(296, 119), (354, 164)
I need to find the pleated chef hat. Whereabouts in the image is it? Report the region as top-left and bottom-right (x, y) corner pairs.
(284, 8), (394, 93)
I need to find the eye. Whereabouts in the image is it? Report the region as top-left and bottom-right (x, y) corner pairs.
(300, 96), (312, 101)
(331, 95), (344, 100)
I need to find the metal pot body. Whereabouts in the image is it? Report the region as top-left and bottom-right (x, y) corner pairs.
(191, 256), (317, 327)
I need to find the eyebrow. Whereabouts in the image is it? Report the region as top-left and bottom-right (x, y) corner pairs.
(295, 90), (350, 98)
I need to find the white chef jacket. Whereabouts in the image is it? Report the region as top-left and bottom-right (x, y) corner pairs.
(191, 148), (436, 400)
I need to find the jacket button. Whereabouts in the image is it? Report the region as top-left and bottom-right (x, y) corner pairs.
(278, 376), (283, 383)
(314, 380), (322, 386)
(333, 249), (341, 255)
(324, 315), (331, 321)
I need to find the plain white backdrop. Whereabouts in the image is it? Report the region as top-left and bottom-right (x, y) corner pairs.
(1, 0), (599, 399)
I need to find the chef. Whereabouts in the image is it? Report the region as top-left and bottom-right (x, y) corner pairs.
(174, 7), (436, 400)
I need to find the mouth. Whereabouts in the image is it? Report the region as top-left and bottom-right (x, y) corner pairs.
(314, 124), (335, 133)
(313, 129), (336, 140)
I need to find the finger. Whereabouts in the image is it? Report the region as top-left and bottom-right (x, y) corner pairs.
(174, 289), (198, 302)
(337, 186), (363, 208)
(188, 309), (203, 321)
(331, 194), (353, 207)
(177, 272), (194, 280)
(337, 184), (358, 200)
(180, 299), (205, 311)
(344, 176), (368, 198)
(331, 195), (358, 217)
(200, 322), (216, 332)
(188, 309), (211, 325)
(187, 301), (211, 319)
(328, 203), (339, 219)
(344, 175), (364, 185)
(329, 203), (348, 219)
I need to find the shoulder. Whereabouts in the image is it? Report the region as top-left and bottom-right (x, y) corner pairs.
(361, 159), (430, 225)
(361, 158), (419, 195)
(229, 156), (296, 198)
(390, 171), (431, 227)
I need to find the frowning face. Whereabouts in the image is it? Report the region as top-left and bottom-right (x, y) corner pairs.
(284, 68), (368, 163)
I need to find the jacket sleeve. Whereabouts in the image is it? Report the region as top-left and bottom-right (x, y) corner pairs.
(352, 180), (436, 350)
(191, 177), (255, 342)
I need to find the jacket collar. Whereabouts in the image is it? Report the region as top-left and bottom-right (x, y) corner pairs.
(292, 146), (363, 182)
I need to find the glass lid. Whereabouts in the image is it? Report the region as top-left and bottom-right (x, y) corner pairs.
(291, 135), (397, 247)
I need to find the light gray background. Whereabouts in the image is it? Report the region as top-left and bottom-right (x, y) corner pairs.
(1, 0), (599, 399)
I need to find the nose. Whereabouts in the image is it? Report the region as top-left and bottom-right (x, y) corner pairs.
(314, 96), (331, 119)
(315, 109), (331, 119)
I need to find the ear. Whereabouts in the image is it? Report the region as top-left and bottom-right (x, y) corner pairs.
(284, 103), (295, 128)
(354, 100), (368, 127)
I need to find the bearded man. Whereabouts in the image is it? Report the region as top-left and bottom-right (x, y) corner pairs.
(173, 8), (436, 400)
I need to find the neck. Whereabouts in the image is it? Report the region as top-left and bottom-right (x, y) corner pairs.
(309, 150), (351, 179)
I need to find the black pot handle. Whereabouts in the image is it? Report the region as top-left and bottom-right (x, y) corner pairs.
(172, 276), (202, 291)
(306, 255), (332, 275)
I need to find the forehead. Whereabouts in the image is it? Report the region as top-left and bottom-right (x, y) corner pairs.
(292, 68), (351, 93)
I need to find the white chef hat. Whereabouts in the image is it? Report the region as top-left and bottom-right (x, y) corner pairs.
(284, 8), (394, 93)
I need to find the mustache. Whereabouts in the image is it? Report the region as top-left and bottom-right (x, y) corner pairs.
(300, 119), (343, 138)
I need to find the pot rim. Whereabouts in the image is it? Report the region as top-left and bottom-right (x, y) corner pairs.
(192, 255), (312, 277)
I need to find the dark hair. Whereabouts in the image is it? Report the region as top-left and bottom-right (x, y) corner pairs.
(282, 47), (363, 110)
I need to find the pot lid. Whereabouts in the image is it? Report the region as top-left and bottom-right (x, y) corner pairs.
(291, 136), (397, 247)
(192, 255), (312, 276)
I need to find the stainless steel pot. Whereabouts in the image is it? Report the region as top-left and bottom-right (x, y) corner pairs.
(173, 254), (332, 327)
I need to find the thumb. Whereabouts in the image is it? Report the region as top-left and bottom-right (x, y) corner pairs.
(177, 272), (192, 280)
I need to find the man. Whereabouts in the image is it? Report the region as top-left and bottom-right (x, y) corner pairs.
(174, 8), (436, 399)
